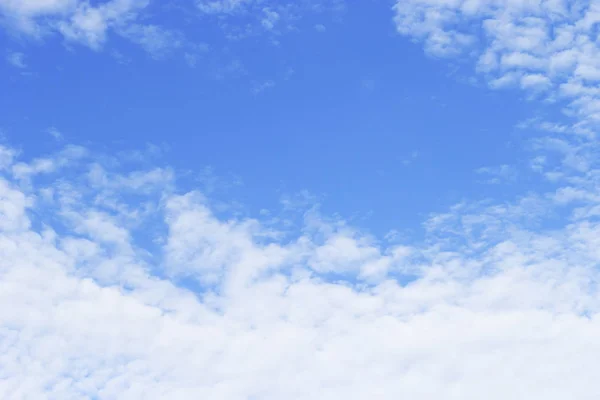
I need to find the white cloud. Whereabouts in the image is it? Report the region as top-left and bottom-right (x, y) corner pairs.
(261, 7), (279, 30)
(393, 0), (600, 133)
(118, 24), (183, 59)
(401, 150), (419, 165)
(47, 126), (63, 140)
(251, 79), (275, 94)
(11, 144), (87, 182)
(0, 0), (76, 15)
(88, 163), (174, 193)
(5, 51), (26, 68)
(57, 3), (109, 49)
(164, 191), (291, 289)
(0, 0), (182, 54)
(0, 176), (33, 231)
(0, 145), (17, 170)
(4, 2), (600, 397)
(196, 0), (250, 14)
(521, 73), (552, 90)
(0, 141), (600, 398)
(194, 0), (345, 44)
(476, 164), (517, 184)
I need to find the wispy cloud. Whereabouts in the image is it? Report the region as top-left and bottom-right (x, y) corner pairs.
(197, 0), (251, 14)
(196, 0), (345, 41)
(261, 7), (280, 30)
(401, 150), (419, 166)
(0, 0), (183, 57)
(251, 79), (275, 94)
(476, 164), (518, 184)
(47, 127), (63, 141)
(118, 24), (184, 59)
(6, 51), (26, 68)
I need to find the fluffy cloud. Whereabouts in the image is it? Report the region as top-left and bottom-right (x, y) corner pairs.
(11, 145), (87, 185)
(0, 0), (168, 52)
(394, 0), (600, 133)
(3, 1), (600, 398)
(0, 137), (600, 399)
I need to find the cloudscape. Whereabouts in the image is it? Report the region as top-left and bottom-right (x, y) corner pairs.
(2, 0), (600, 399)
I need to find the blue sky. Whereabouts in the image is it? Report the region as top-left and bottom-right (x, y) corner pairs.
(2, 0), (600, 399)
(2, 0), (546, 237)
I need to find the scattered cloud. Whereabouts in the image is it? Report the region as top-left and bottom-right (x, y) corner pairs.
(517, 117), (593, 137)
(0, 145), (17, 170)
(195, 0), (345, 42)
(5, 51), (26, 68)
(0, 139), (600, 397)
(0, 0), (345, 77)
(251, 79), (275, 94)
(11, 145), (87, 183)
(110, 49), (132, 65)
(184, 43), (209, 68)
(4, 1), (600, 398)
(196, 0), (250, 14)
(118, 24), (184, 59)
(401, 150), (419, 166)
(184, 52), (198, 68)
(394, 1), (600, 134)
(476, 164), (518, 184)
(362, 78), (376, 91)
(261, 7), (279, 30)
(47, 127), (63, 141)
(0, 0), (185, 57)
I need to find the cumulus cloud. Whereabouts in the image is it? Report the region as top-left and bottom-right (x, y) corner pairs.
(3, 1), (600, 398)
(0, 136), (599, 398)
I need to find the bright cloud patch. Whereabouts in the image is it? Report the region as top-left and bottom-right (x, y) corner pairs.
(394, 0), (600, 134)
(0, 139), (599, 399)
(0, 0), (177, 53)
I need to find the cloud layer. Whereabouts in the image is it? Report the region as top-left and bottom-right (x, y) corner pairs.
(1, 135), (600, 399)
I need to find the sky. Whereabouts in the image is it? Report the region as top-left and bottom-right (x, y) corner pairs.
(1, 0), (600, 398)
